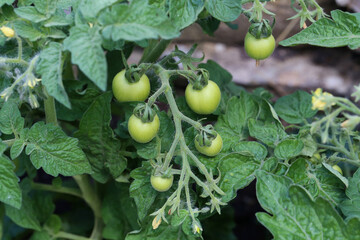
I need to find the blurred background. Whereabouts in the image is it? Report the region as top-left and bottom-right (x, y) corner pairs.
(130, 1), (360, 239)
(129, 0), (360, 98)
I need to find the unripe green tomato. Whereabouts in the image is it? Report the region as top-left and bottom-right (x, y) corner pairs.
(185, 80), (221, 115)
(151, 175), (174, 192)
(332, 165), (343, 175)
(195, 133), (223, 157)
(128, 114), (160, 143)
(112, 70), (150, 102)
(244, 32), (275, 60)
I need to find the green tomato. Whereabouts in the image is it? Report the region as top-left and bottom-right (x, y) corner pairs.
(112, 69), (150, 102)
(244, 32), (275, 60)
(332, 165), (343, 175)
(151, 175), (174, 192)
(195, 133), (223, 157)
(185, 80), (221, 115)
(128, 114), (160, 143)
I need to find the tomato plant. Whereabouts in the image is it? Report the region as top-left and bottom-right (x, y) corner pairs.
(0, 0), (360, 240)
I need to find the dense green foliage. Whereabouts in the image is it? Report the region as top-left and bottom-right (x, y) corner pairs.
(1, 0), (360, 239)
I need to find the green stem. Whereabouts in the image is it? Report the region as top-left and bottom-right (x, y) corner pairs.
(44, 94), (58, 125)
(329, 156), (360, 167)
(139, 39), (171, 64)
(147, 84), (167, 106)
(54, 231), (91, 240)
(31, 182), (82, 198)
(0, 204), (4, 240)
(15, 35), (23, 61)
(0, 57), (28, 66)
(73, 175), (103, 240)
(3, 139), (15, 147)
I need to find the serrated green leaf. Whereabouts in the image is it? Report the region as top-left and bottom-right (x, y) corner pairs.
(44, 215), (62, 234)
(30, 230), (51, 240)
(63, 25), (107, 91)
(256, 170), (359, 240)
(274, 90), (317, 124)
(5, 195), (41, 231)
(14, 6), (48, 22)
(25, 122), (92, 177)
(274, 139), (304, 160)
(232, 141), (267, 162)
(74, 92), (126, 183)
(171, 209), (189, 227)
(219, 153), (260, 202)
(43, 8), (74, 27)
(10, 139), (25, 160)
(215, 94), (259, 151)
(79, 0), (118, 19)
(33, 0), (57, 15)
(286, 158), (346, 206)
(98, 0), (180, 41)
(248, 119), (287, 147)
(37, 42), (71, 108)
(322, 163), (348, 187)
(13, 20), (66, 41)
(0, 155), (21, 209)
(340, 168), (360, 219)
(56, 82), (101, 121)
(0, 0), (14, 7)
(169, 0), (204, 29)
(205, 0), (242, 22)
(0, 100), (24, 135)
(129, 162), (156, 221)
(102, 182), (139, 240)
(280, 10), (360, 49)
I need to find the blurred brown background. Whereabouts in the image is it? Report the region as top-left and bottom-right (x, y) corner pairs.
(129, 0), (360, 97)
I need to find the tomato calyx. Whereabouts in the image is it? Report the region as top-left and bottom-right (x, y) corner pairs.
(196, 125), (218, 148)
(248, 18), (275, 39)
(133, 103), (158, 123)
(190, 69), (210, 91)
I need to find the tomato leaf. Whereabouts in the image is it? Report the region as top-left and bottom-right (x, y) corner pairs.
(218, 153), (260, 202)
(0, 143), (21, 209)
(102, 182), (139, 240)
(14, 7), (48, 23)
(286, 158), (346, 206)
(0, 100), (24, 135)
(0, 0), (14, 7)
(98, 0), (180, 41)
(340, 168), (360, 219)
(205, 0), (242, 22)
(256, 170), (360, 240)
(37, 42), (71, 109)
(280, 10), (360, 49)
(25, 122), (92, 177)
(129, 162), (157, 221)
(63, 25), (107, 91)
(169, 0), (204, 29)
(74, 92), (127, 183)
(248, 119), (287, 147)
(274, 139), (304, 160)
(5, 194), (41, 231)
(79, 0), (118, 19)
(215, 94), (259, 151)
(274, 90), (317, 124)
(232, 141), (268, 162)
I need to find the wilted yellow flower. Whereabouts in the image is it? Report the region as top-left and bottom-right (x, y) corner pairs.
(192, 222), (202, 234)
(152, 216), (161, 230)
(312, 88), (334, 111)
(24, 77), (41, 89)
(0, 26), (15, 38)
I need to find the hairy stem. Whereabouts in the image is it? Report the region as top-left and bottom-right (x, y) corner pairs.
(31, 182), (82, 198)
(73, 175), (103, 240)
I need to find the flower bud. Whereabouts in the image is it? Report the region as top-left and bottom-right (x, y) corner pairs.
(1, 26), (15, 38)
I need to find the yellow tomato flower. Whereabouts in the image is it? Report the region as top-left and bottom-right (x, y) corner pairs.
(311, 88), (334, 111)
(1, 26), (15, 38)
